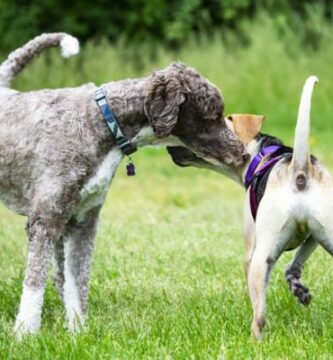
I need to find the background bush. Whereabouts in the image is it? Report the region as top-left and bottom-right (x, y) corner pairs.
(0, 0), (332, 53)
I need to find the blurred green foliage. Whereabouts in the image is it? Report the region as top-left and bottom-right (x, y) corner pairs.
(0, 0), (332, 52)
(11, 11), (333, 144)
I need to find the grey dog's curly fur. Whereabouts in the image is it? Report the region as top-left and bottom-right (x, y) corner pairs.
(0, 33), (246, 335)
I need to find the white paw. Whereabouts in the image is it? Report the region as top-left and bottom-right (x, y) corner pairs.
(13, 318), (40, 340)
(14, 285), (43, 340)
(67, 313), (86, 334)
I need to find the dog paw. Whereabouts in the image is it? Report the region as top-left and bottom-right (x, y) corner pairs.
(13, 320), (39, 340)
(251, 318), (265, 341)
(67, 313), (86, 334)
(293, 282), (312, 305)
(286, 276), (312, 306)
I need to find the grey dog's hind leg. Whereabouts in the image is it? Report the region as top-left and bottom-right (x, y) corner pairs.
(53, 237), (65, 299)
(62, 207), (100, 332)
(285, 235), (317, 306)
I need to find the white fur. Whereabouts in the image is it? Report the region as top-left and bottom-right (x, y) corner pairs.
(77, 148), (123, 221)
(133, 126), (244, 182)
(292, 75), (318, 171)
(133, 126), (184, 147)
(14, 285), (44, 338)
(60, 35), (80, 58)
(199, 155), (243, 183)
(63, 237), (84, 332)
(77, 128), (183, 221)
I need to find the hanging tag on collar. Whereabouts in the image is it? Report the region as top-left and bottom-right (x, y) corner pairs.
(126, 157), (136, 176)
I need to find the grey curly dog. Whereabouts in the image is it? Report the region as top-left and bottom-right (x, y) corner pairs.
(0, 33), (247, 337)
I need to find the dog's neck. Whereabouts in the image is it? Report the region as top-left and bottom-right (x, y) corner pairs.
(102, 80), (148, 138)
(240, 140), (261, 185)
(241, 134), (284, 185)
(132, 126), (183, 148)
(99, 81), (183, 149)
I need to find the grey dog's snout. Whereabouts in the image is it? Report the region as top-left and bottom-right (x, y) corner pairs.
(232, 151), (250, 168)
(243, 153), (250, 163)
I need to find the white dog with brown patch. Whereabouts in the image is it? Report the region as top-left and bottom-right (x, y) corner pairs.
(224, 76), (333, 340)
(165, 76), (333, 339)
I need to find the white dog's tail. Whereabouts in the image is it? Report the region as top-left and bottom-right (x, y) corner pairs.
(0, 33), (79, 88)
(290, 75), (318, 190)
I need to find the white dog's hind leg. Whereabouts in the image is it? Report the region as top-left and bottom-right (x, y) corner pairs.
(309, 215), (333, 256)
(243, 192), (256, 281)
(306, 185), (333, 256)
(285, 235), (317, 305)
(248, 203), (296, 340)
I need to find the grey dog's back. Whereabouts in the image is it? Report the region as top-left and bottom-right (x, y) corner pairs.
(0, 83), (105, 215)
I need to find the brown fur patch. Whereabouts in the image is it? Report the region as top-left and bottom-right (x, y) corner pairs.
(227, 114), (265, 144)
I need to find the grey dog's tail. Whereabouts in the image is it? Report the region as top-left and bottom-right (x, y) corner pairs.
(0, 33), (79, 88)
(290, 76), (318, 190)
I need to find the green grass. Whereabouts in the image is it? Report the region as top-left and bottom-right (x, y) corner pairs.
(2, 13), (333, 359)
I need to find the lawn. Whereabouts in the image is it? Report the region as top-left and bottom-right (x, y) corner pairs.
(1, 14), (333, 359)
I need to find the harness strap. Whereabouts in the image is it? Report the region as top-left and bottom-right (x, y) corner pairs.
(248, 155), (284, 220)
(244, 145), (281, 189)
(245, 145), (295, 220)
(94, 87), (137, 156)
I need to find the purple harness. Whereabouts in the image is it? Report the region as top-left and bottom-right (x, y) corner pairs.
(244, 145), (282, 220)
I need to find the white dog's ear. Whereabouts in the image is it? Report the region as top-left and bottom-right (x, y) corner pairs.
(227, 114), (265, 144)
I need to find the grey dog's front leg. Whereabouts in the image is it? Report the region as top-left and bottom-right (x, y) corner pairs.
(285, 235), (318, 305)
(14, 214), (63, 338)
(62, 207), (100, 332)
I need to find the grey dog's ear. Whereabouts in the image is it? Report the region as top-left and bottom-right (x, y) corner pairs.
(144, 68), (186, 138)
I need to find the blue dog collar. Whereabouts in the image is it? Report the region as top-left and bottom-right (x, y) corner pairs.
(94, 87), (137, 156)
